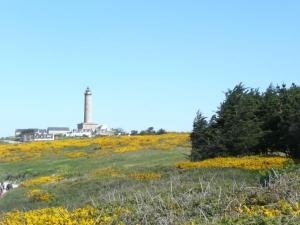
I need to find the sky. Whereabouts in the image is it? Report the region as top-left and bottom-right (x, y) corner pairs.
(0, 0), (299, 137)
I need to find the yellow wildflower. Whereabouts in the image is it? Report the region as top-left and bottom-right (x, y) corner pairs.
(177, 156), (289, 170)
(22, 175), (64, 187)
(25, 189), (52, 202)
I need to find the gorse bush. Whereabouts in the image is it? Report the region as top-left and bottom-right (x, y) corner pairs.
(21, 176), (64, 187)
(0, 206), (130, 225)
(191, 83), (300, 161)
(25, 189), (52, 202)
(0, 133), (190, 163)
(2, 167), (300, 225)
(177, 156), (289, 170)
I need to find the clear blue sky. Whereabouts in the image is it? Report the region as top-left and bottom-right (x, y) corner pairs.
(0, 1), (299, 137)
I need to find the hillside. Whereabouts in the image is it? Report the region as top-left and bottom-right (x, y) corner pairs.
(0, 133), (299, 224)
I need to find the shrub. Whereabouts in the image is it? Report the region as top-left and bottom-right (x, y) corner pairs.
(191, 83), (300, 160)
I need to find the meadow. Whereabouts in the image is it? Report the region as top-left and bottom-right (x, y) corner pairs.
(0, 133), (299, 224)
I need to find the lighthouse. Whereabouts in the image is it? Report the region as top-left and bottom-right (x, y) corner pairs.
(84, 87), (92, 123)
(78, 87), (98, 131)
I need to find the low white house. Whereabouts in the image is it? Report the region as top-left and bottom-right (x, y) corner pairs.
(95, 125), (114, 136)
(22, 133), (54, 142)
(66, 125), (114, 138)
(47, 127), (70, 136)
(15, 129), (44, 137)
(66, 129), (92, 138)
(15, 129), (54, 142)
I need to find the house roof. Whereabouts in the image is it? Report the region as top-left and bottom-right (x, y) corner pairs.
(15, 129), (38, 132)
(47, 127), (70, 131)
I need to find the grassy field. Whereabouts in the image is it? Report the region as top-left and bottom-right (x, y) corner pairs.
(0, 134), (299, 224)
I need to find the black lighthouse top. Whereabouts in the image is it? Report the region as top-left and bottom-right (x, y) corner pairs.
(85, 87), (92, 95)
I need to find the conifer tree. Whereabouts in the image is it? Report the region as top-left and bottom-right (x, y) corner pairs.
(191, 83), (300, 161)
(190, 111), (208, 161)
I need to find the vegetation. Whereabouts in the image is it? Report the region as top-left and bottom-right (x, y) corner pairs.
(0, 206), (130, 225)
(130, 127), (167, 136)
(191, 83), (300, 161)
(0, 133), (190, 163)
(0, 133), (299, 224)
(21, 176), (64, 187)
(1, 81), (300, 224)
(177, 156), (289, 170)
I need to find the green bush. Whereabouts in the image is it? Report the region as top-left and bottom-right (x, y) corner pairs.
(191, 83), (300, 161)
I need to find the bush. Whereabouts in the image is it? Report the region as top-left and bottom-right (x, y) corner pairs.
(191, 83), (300, 161)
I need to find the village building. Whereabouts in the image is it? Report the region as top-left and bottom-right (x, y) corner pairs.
(15, 128), (39, 137)
(15, 129), (53, 142)
(14, 87), (114, 140)
(47, 127), (70, 136)
(66, 129), (92, 138)
(95, 125), (114, 136)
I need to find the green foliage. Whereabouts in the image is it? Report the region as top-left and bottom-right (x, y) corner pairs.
(191, 83), (300, 160)
(217, 84), (263, 155)
(1, 141), (300, 224)
(258, 159), (296, 187)
(130, 130), (139, 135)
(190, 111), (214, 161)
(139, 127), (167, 135)
(112, 128), (126, 135)
(217, 215), (300, 225)
(156, 128), (167, 135)
(140, 127), (156, 135)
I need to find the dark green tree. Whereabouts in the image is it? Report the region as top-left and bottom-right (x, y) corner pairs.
(277, 84), (300, 158)
(191, 83), (300, 161)
(156, 128), (166, 135)
(130, 130), (139, 135)
(140, 127), (156, 135)
(215, 84), (263, 155)
(257, 84), (282, 154)
(190, 111), (209, 161)
(146, 127), (156, 134)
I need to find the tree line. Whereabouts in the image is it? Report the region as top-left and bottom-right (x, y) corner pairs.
(112, 127), (167, 136)
(131, 127), (166, 136)
(191, 83), (300, 161)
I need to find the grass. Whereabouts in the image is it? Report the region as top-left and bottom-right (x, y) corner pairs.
(0, 134), (299, 224)
(0, 147), (190, 211)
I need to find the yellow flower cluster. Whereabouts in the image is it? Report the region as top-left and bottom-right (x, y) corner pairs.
(238, 200), (300, 217)
(0, 133), (191, 162)
(21, 175), (64, 187)
(127, 172), (161, 180)
(0, 206), (130, 225)
(26, 189), (52, 202)
(92, 168), (162, 181)
(93, 168), (121, 177)
(177, 156), (289, 170)
(64, 151), (88, 158)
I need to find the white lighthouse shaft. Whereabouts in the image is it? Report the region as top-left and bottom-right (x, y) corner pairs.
(84, 87), (92, 123)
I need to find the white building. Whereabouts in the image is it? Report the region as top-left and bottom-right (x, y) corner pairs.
(15, 129), (40, 137)
(15, 129), (54, 142)
(95, 125), (114, 136)
(66, 129), (92, 138)
(47, 127), (70, 136)
(22, 133), (54, 142)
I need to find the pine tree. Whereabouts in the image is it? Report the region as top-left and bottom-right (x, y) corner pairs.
(190, 111), (208, 161)
(191, 83), (300, 161)
(257, 85), (281, 154)
(278, 84), (300, 158)
(215, 84), (263, 155)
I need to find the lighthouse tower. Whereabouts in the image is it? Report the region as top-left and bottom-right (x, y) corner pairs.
(78, 87), (98, 131)
(84, 87), (92, 123)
